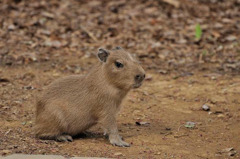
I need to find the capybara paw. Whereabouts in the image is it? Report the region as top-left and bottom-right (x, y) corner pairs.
(109, 136), (130, 147)
(56, 135), (73, 142)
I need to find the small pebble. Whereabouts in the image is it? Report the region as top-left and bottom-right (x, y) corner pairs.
(136, 121), (150, 126)
(202, 104), (210, 111)
(217, 114), (224, 118)
(208, 111), (212, 115)
(228, 151), (236, 156)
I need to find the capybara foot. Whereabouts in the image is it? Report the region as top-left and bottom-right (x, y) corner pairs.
(56, 135), (73, 142)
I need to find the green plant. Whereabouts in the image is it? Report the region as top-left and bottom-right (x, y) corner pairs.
(195, 24), (202, 41)
(202, 50), (207, 56)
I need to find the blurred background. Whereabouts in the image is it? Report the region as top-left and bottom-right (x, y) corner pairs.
(0, 0), (239, 73)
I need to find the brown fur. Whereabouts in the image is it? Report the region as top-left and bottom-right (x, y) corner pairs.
(35, 47), (145, 147)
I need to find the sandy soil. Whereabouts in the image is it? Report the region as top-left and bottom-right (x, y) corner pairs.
(0, 59), (240, 159)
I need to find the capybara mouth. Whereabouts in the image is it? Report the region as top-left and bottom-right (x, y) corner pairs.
(132, 83), (142, 89)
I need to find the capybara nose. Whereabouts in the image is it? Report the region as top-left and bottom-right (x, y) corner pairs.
(135, 74), (145, 83)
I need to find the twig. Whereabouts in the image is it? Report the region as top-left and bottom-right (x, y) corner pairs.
(5, 129), (12, 135)
(174, 134), (189, 138)
(164, 132), (173, 136)
(178, 125), (184, 131)
(80, 25), (98, 42)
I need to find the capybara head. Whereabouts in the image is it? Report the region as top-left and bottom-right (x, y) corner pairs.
(97, 47), (145, 90)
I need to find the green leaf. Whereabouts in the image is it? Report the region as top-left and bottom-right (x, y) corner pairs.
(185, 121), (196, 128)
(195, 24), (202, 41)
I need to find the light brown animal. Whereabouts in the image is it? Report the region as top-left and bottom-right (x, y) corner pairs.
(35, 47), (145, 147)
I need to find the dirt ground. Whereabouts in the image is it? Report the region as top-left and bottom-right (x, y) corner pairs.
(0, 0), (240, 159)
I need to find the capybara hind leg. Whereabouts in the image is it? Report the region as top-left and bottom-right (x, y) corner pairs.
(56, 135), (73, 142)
(38, 133), (73, 142)
(37, 133), (58, 140)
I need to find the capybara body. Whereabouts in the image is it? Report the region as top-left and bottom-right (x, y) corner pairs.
(35, 47), (145, 147)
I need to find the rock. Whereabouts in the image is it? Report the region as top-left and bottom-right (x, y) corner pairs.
(23, 86), (35, 90)
(136, 121), (150, 126)
(158, 70), (168, 74)
(220, 147), (236, 157)
(165, 127), (171, 131)
(202, 104), (210, 111)
(228, 151), (236, 156)
(217, 114), (224, 118)
(8, 25), (16, 30)
(114, 152), (123, 156)
(222, 147), (234, 152)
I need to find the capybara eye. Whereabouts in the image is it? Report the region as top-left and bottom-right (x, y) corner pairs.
(115, 61), (124, 68)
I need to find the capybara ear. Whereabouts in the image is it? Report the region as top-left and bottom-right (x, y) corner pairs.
(97, 48), (110, 62)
